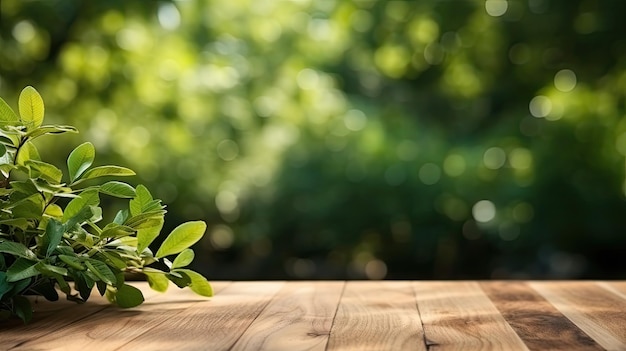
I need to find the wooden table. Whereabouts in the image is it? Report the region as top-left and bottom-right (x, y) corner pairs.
(1, 281), (626, 350)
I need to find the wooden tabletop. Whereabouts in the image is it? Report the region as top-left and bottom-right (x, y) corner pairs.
(1, 281), (626, 350)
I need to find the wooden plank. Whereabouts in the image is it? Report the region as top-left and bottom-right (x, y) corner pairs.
(326, 281), (425, 351)
(414, 281), (528, 351)
(531, 281), (626, 351)
(480, 281), (603, 351)
(231, 281), (344, 351)
(599, 281), (626, 301)
(116, 281), (285, 351)
(8, 281), (230, 351)
(0, 287), (121, 349)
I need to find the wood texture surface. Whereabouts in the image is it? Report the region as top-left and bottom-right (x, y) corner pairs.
(1, 281), (625, 351)
(327, 281), (426, 351)
(232, 281), (344, 351)
(531, 281), (626, 351)
(480, 281), (603, 350)
(414, 281), (528, 350)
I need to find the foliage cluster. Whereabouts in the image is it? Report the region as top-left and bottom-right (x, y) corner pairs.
(0, 87), (211, 323)
(2, 1), (626, 279)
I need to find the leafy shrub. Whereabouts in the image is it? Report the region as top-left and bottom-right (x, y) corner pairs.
(0, 87), (212, 323)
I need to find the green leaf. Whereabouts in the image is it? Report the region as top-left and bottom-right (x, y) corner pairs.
(6, 258), (40, 282)
(74, 272), (94, 301)
(100, 223), (136, 239)
(115, 284), (145, 308)
(85, 259), (116, 285)
(9, 193), (44, 219)
(77, 166), (135, 183)
(43, 219), (65, 257)
(172, 248), (195, 269)
(144, 271), (169, 292)
(113, 210), (129, 225)
(67, 142), (95, 183)
(124, 210), (166, 229)
(97, 251), (127, 270)
(96, 280), (107, 296)
(63, 189), (100, 222)
(167, 271), (191, 288)
(44, 203), (64, 218)
(136, 216), (164, 253)
(0, 96), (19, 124)
(59, 254), (85, 270)
(12, 295), (33, 324)
(36, 263), (68, 277)
(65, 205), (102, 229)
(129, 184), (153, 216)
(25, 125), (78, 139)
(100, 181), (136, 198)
(32, 279), (59, 302)
(0, 143), (6, 158)
(155, 221), (207, 259)
(0, 272), (10, 300)
(16, 141), (41, 165)
(0, 241), (37, 260)
(25, 160), (63, 184)
(18, 86), (45, 131)
(173, 269), (213, 297)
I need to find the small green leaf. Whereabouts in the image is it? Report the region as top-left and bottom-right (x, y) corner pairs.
(96, 280), (107, 296)
(129, 184), (153, 216)
(36, 263), (68, 277)
(85, 259), (116, 285)
(172, 249), (195, 269)
(113, 210), (129, 225)
(167, 271), (191, 288)
(144, 271), (169, 292)
(44, 203), (64, 218)
(16, 141), (41, 165)
(0, 272), (10, 300)
(136, 216), (164, 253)
(74, 272), (94, 301)
(100, 223), (136, 239)
(174, 269), (213, 297)
(155, 221), (207, 259)
(67, 142), (95, 183)
(25, 125), (77, 139)
(0, 241), (37, 260)
(97, 251), (127, 270)
(115, 284), (145, 308)
(59, 255), (85, 270)
(25, 160), (63, 184)
(32, 279), (59, 302)
(63, 189), (100, 223)
(100, 181), (136, 198)
(18, 86), (44, 131)
(44, 219), (65, 257)
(78, 166), (135, 183)
(12, 295), (33, 324)
(0, 96), (19, 124)
(0, 144), (6, 158)
(6, 258), (40, 282)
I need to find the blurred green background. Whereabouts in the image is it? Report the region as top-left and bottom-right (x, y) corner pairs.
(1, 0), (626, 280)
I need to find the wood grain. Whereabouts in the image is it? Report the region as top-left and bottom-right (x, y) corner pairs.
(117, 281), (285, 351)
(531, 281), (626, 351)
(8, 282), (226, 351)
(231, 281), (344, 351)
(0, 290), (113, 350)
(326, 281), (426, 351)
(480, 281), (602, 350)
(2, 281), (626, 350)
(414, 281), (528, 351)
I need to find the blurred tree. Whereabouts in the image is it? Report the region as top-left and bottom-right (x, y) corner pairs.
(1, 0), (626, 280)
